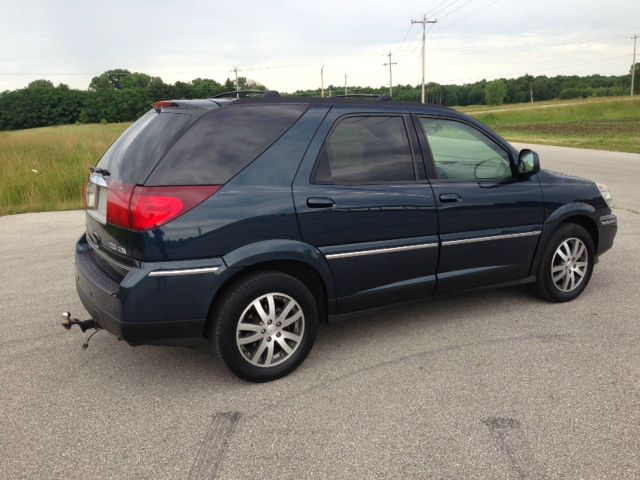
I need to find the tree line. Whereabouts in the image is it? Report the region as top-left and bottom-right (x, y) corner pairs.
(1, 66), (638, 131)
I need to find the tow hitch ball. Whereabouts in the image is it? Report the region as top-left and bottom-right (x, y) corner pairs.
(62, 312), (102, 349)
(61, 312), (95, 332)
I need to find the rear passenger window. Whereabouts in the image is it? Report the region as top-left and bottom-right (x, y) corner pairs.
(313, 116), (416, 184)
(147, 104), (308, 185)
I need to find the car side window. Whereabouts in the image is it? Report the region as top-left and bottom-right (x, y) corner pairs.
(313, 116), (416, 183)
(420, 118), (512, 182)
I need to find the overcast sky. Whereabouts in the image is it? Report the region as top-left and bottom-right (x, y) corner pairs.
(0, 0), (638, 92)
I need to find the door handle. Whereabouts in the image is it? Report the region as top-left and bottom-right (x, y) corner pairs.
(439, 193), (462, 203)
(307, 197), (335, 209)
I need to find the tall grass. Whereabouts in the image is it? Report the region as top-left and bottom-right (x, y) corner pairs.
(469, 97), (640, 153)
(0, 123), (129, 215)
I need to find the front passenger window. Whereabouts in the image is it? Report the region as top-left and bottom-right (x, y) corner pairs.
(420, 118), (512, 182)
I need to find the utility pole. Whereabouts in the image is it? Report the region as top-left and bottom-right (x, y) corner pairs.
(344, 74), (348, 95)
(383, 52), (398, 97)
(321, 66), (325, 98)
(631, 34), (638, 96)
(530, 88), (534, 104)
(233, 66), (239, 98)
(411, 15), (437, 104)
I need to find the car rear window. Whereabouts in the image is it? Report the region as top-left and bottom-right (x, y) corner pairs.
(145, 104), (308, 186)
(95, 110), (194, 184)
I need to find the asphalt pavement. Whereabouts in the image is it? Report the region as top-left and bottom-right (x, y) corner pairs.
(1, 143), (639, 479)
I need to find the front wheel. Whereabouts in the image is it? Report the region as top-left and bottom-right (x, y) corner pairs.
(534, 223), (595, 302)
(210, 272), (318, 382)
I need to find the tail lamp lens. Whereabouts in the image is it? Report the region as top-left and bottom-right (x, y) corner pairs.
(106, 183), (220, 231)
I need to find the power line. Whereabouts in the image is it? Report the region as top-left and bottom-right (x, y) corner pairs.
(437, 0), (475, 21)
(432, 0), (499, 32)
(425, 0), (450, 17)
(393, 23), (415, 56)
(397, 34), (630, 57)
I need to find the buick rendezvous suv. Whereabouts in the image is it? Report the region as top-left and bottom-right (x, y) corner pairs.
(67, 91), (617, 382)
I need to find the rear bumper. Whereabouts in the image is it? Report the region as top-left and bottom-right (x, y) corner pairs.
(74, 234), (225, 345)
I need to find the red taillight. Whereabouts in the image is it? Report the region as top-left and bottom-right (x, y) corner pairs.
(106, 183), (220, 231)
(106, 181), (135, 228)
(153, 101), (177, 110)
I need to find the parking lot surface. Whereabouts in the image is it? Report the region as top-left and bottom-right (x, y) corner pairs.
(1, 143), (639, 479)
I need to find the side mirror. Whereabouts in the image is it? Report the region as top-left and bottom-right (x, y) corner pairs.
(517, 149), (540, 176)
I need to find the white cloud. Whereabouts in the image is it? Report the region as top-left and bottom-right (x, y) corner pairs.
(0, 0), (637, 92)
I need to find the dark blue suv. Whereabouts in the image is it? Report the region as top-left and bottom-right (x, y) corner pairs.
(70, 92), (617, 382)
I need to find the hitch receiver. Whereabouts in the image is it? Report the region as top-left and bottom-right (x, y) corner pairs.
(61, 311), (96, 332)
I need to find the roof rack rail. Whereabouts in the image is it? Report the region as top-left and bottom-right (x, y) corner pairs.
(211, 89), (280, 99)
(328, 93), (392, 101)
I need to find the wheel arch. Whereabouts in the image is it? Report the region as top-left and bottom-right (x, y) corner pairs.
(204, 240), (336, 335)
(530, 203), (599, 276)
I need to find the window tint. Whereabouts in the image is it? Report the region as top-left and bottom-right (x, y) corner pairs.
(96, 111), (193, 183)
(313, 116), (415, 183)
(420, 118), (512, 182)
(147, 104), (308, 185)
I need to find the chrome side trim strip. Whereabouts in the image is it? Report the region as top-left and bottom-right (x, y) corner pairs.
(148, 266), (220, 277)
(442, 230), (541, 247)
(325, 242), (438, 260)
(601, 219), (617, 226)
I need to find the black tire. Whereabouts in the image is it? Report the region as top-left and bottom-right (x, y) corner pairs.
(534, 223), (595, 302)
(210, 271), (319, 382)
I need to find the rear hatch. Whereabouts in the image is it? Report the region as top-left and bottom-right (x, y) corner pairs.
(84, 107), (202, 272)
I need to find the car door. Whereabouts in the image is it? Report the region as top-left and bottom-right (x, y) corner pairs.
(415, 115), (545, 293)
(293, 108), (439, 313)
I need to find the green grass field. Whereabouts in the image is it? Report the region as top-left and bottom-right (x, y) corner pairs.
(461, 96), (640, 152)
(0, 96), (638, 216)
(0, 123), (129, 216)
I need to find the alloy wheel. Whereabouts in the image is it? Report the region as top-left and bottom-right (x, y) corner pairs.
(235, 292), (305, 368)
(551, 237), (588, 293)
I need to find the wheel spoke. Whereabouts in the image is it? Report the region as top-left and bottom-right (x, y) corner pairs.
(571, 239), (580, 258)
(556, 246), (569, 262)
(552, 265), (565, 273)
(237, 323), (263, 333)
(281, 331), (301, 344)
(553, 270), (566, 282)
(264, 340), (275, 365)
(252, 300), (270, 324)
(253, 339), (268, 364)
(562, 271), (571, 291)
(280, 310), (303, 329)
(276, 337), (294, 355)
(266, 294), (276, 321)
(569, 271), (576, 290)
(275, 299), (295, 323)
(575, 243), (586, 260)
(238, 333), (263, 345)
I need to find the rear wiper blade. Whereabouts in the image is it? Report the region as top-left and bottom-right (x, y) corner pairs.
(90, 167), (110, 176)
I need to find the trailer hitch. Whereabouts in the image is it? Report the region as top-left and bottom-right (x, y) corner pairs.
(61, 311), (96, 332)
(61, 312), (102, 349)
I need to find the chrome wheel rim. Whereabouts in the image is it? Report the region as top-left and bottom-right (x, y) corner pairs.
(551, 237), (588, 293)
(235, 292), (305, 368)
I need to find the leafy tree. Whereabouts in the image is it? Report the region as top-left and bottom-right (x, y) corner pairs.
(485, 80), (507, 105)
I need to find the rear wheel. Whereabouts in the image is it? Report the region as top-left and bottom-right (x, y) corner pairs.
(210, 272), (318, 382)
(534, 223), (595, 302)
